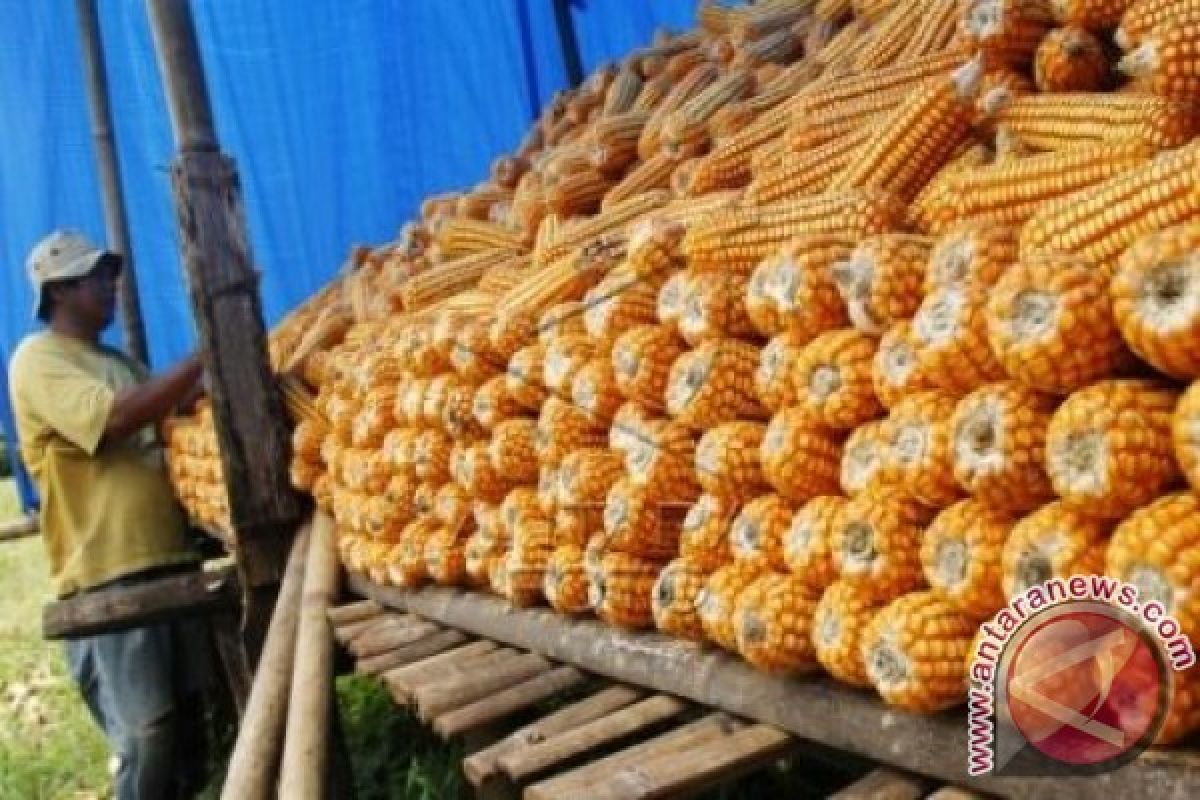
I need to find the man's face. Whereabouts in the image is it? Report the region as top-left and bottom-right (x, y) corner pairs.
(53, 257), (120, 330)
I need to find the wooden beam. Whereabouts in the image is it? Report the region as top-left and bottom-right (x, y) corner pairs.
(144, 0), (303, 665)
(498, 694), (689, 783)
(220, 523), (309, 800)
(354, 629), (468, 678)
(42, 565), (238, 639)
(327, 600), (383, 628)
(384, 643), (505, 704)
(433, 666), (586, 740)
(0, 514), (38, 542)
(75, 0), (149, 363)
(414, 653), (553, 723)
(829, 768), (933, 800)
(463, 686), (645, 789)
(349, 574), (1200, 800)
(279, 513), (340, 799)
(348, 618), (440, 661)
(525, 713), (744, 800)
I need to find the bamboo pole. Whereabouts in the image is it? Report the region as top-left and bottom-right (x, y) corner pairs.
(220, 521), (310, 800)
(75, 0), (149, 363)
(279, 513), (340, 799)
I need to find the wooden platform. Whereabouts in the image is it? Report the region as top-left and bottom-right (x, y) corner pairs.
(345, 574), (1200, 800)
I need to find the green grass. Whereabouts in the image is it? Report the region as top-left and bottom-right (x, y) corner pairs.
(0, 479), (111, 799)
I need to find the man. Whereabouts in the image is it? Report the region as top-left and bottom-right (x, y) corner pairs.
(8, 230), (208, 799)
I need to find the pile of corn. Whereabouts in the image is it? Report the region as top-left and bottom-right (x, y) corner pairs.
(168, 0), (1200, 737)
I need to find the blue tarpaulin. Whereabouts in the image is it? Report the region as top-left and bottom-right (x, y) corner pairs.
(0, 0), (695, 510)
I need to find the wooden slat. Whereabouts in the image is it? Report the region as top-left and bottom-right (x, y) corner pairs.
(355, 629), (468, 677)
(383, 642), (502, 702)
(348, 618), (440, 660)
(463, 686), (645, 788)
(42, 565), (239, 639)
(925, 789), (988, 800)
(333, 612), (396, 648)
(416, 653), (552, 722)
(578, 723), (793, 800)
(830, 767), (933, 800)
(525, 713), (743, 800)
(327, 599), (383, 628)
(0, 514), (38, 542)
(498, 694), (689, 782)
(434, 666), (587, 739)
(350, 576), (1200, 800)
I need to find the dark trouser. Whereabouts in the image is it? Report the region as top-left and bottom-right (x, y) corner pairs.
(62, 571), (211, 800)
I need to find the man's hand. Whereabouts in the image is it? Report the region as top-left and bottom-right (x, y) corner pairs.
(104, 353), (205, 443)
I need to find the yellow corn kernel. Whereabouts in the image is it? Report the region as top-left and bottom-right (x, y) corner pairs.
(1002, 500), (1110, 597)
(840, 419), (889, 496)
(489, 418), (540, 485)
(536, 397), (607, 466)
(652, 556), (711, 640)
(832, 487), (933, 604)
(1173, 379), (1200, 491)
(832, 234), (932, 336)
(793, 329), (884, 431)
(784, 495), (845, 591)
(912, 286), (1007, 395)
(624, 416), (701, 503)
(879, 391), (963, 507)
(813, 579), (889, 687)
(760, 407), (843, 505)
(665, 340), (766, 431)
(734, 572), (823, 675)
(698, 561), (767, 651)
(1035, 26), (1111, 91)
(695, 421), (769, 504)
(921, 500), (1014, 618)
(612, 324), (687, 412)
(603, 476), (686, 560)
(544, 544), (593, 614)
(680, 493), (737, 572)
(925, 223), (1018, 294)
(589, 551), (662, 629)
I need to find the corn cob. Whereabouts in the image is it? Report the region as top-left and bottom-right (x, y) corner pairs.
(961, 0), (1057, 67)
(1116, 0), (1200, 49)
(862, 590), (976, 711)
(833, 234), (932, 336)
(765, 235), (857, 345)
(537, 301), (587, 344)
(813, 17), (870, 66)
(571, 358), (625, 422)
(879, 391), (963, 507)
(611, 325), (687, 412)
(557, 448), (624, 510)
(1051, 0), (1134, 27)
(990, 92), (1199, 151)
(488, 418), (540, 485)
(492, 155), (530, 190)
(589, 551), (662, 629)
(1108, 494), (1195, 671)
(1112, 223), (1200, 379)
(542, 335), (596, 395)
(730, 494), (795, 572)
(638, 63), (720, 160)
(813, 579), (889, 687)
(603, 476), (687, 560)
(783, 495), (844, 590)
(759, 408), (843, 506)
(682, 190), (907, 275)
(1157, 666), (1200, 745)
(610, 401), (653, 459)
(603, 67), (644, 116)
(678, 272), (756, 345)
(458, 186), (515, 223)
(1174, 380), (1200, 491)
(544, 544), (592, 614)
(533, 191), (671, 270)
(853, 0), (930, 70)
(1035, 26), (1111, 92)
(872, 321), (936, 410)
(289, 459), (320, 492)
(545, 169), (614, 218)
(465, 532), (504, 587)
(499, 527), (554, 608)
(1002, 501), (1110, 597)
(833, 487), (932, 603)
(413, 428), (453, 484)
(900, 0), (965, 60)
(695, 421), (770, 504)
(698, 561), (767, 650)
(472, 376), (523, 432)
(1045, 380), (1180, 518)
(1119, 20), (1200, 100)
(914, 139), (1153, 235)
(840, 419), (888, 496)
(627, 218), (686, 279)
(582, 271), (662, 348)
(505, 344), (548, 413)
(424, 526), (468, 586)
(665, 339), (766, 430)
(433, 482), (474, 532)
(534, 463), (562, 518)
(755, 330), (808, 412)
(292, 417), (328, 464)
(389, 518), (438, 589)
(432, 220), (529, 261)
(536, 397), (607, 466)
(733, 572), (823, 675)
(985, 256), (1133, 393)
(913, 286), (1008, 395)
(744, 126), (871, 206)
(602, 154), (680, 211)
(786, 93), (906, 155)
(922, 499), (1014, 618)
(502, 487), (545, 539)
(951, 382), (1058, 511)
(413, 480), (440, 519)
(793, 330), (884, 430)
(816, 0), (854, 20)
(830, 59), (984, 203)
(625, 417), (701, 504)
(661, 68), (755, 154)
(652, 556), (711, 640)
(925, 223), (1018, 294)
(680, 493), (737, 572)
(555, 503), (603, 548)
(589, 113), (650, 176)
(687, 112), (792, 194)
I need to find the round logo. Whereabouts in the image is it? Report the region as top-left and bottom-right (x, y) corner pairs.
(1004, 606), (1168, 768)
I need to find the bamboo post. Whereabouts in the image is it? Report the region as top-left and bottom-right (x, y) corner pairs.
(143, 0), (304, 662)
(220, 522), (310, 800)
(75, 0), (149, 364)
(279, 513), (340, 799)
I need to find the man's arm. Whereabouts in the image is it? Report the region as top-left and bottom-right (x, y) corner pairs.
(104, 354), (204, 442)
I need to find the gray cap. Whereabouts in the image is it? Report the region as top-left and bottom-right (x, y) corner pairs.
(26, 230), (114, 319)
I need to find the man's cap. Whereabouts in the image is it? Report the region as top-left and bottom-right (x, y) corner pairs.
(26, 230), (119, 319)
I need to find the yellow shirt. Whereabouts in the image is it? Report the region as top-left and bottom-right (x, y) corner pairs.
(8, 331), (197, 598)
